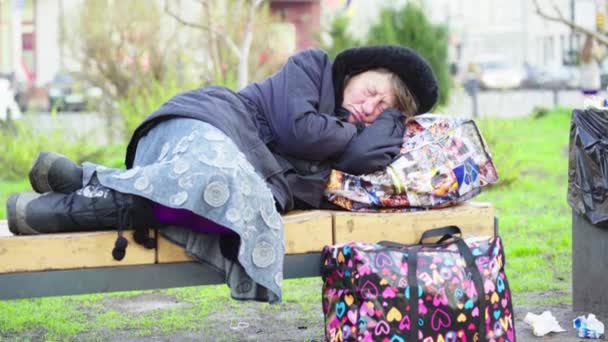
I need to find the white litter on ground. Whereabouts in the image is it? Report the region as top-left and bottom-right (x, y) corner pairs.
(524, 311), (567, 336)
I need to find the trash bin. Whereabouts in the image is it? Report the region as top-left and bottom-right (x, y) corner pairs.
(568, 108), (608, 313)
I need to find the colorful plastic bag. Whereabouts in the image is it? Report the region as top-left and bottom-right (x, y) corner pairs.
(325, 114), (498, 212)
(321, 226), (515, 341)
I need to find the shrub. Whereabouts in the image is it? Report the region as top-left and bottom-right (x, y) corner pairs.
(0, 114), (121, 181)
(366, 4), (451, 106)
(116, 75), (197, 140)
(322, 3), (450, 106)
(321, 13), (363, 59)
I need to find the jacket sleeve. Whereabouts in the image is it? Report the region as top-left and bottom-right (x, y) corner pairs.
(268, 49), (358, 161)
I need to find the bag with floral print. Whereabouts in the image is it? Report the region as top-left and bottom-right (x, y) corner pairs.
(321, 226), (515, 342)
(325, 114), (499, 212)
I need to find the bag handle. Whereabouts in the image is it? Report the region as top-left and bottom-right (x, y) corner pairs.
(418, 225), (462, 244)
(453, 238), (487, 339)
(376, 227), (487, 339)
(377, 226), (462, 248)
(376, 240), (410, 248)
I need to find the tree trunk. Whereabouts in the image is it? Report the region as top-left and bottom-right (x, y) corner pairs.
(236, 0), (264, 89)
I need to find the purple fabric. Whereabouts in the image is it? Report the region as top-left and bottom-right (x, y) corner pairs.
(153, 203), (233, 235)
(583, 89), (599, 95)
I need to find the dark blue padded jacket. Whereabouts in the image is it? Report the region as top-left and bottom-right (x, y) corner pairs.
(125, 49), (357, 210)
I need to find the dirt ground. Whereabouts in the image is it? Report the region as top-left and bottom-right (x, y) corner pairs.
(3, 291), (606, 341)
(74, 292), (607, 341)
(514, 304), (606, 342)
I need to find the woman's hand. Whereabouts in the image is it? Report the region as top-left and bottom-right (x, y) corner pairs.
(332, 108), (405, 175)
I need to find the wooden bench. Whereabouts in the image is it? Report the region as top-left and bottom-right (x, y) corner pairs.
(0, 202), (496, 300)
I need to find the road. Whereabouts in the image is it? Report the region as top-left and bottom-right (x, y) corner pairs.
(17, 89), (585, 145)
(444, 88), (582, 118)
(19, 111), (119, 145)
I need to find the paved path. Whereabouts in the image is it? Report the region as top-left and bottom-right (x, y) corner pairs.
(19, 111), (118, 145)
(444, 89), (583, 118)
(18, 89), (587, 146)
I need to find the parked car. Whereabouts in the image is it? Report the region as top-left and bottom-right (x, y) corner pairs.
(47, 73), (102, 112)
(469, 57), (526, 90)
(0, 72), (29, 112)
(600, 59), (608, 90)
(523, 65), (581, 90)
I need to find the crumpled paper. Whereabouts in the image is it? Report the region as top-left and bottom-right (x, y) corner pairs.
(573, 314), (605, 339)
(524, 311), (567, 336)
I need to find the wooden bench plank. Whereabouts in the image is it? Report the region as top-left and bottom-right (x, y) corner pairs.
(0, 226), (155, 274)
(332, 202), (495, 245)
(157, 210), (334, 263)
(0, 202), (495, 274)
(0, 254), (324, 300)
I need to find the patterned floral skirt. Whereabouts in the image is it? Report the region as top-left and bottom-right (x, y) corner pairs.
(82, 118), (284, 303)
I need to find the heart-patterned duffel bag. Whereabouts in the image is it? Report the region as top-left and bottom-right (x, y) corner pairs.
(321, 226), (515, 342)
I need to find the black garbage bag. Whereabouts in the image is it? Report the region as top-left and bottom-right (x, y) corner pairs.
(568, 108), (608, 224)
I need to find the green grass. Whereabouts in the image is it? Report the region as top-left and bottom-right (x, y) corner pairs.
(0, 108), (575, 339)
(0, 180), (29, 219)
(475, 108), (573, 300)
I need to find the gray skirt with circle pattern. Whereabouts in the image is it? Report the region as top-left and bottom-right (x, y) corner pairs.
(82, 118), (284, 303)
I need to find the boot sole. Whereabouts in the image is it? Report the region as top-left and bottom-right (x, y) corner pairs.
(29, 151), (61, 193)
(6, 192), (43, 235)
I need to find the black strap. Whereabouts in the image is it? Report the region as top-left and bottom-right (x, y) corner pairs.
(133, 228), (156, 249)
(112, 207), (129, 261)
(407, 246), (420, 341)
(376, 226), (462, 249)
(454, 238), (486, 340)
(377, 240), (409, 248)
(418, 226), (462, 244)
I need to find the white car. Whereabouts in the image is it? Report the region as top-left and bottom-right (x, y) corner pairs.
(533, 65), (581, 90)
(473, 59), (526, 90)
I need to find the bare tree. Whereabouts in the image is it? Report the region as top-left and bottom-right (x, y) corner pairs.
(164, 0), (267, 90)
(533, 0), (608, 46)
(64, 0), (285, 141)
(64, 0), (184, 141)
(65, 0), (183, 100)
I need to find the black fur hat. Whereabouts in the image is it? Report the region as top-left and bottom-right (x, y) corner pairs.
(332, 45), (439, 114)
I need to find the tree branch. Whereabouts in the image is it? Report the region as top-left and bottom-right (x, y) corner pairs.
(163, 0), (241, 57)
(201, 0), (223, 83)
(163, 0), (206, 30)
(533, 0), (608, 46)
(233, 0), (245, 25)
(236, 0), (265, 88)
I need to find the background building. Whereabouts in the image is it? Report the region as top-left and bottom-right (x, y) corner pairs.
(322, 0), (601, 70)
(0, 0), (322, 88)
(270, 0), (320, 50)
(421, 0), (598, 69)
(0, 0), (62, 87)
(0, 0), (604, 89)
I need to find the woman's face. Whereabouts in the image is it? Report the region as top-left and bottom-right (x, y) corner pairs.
(341, 70), (397, 125)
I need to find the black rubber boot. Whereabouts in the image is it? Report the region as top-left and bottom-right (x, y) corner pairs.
(6, 184), (159, 236)
(28, 151), (83, 194)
